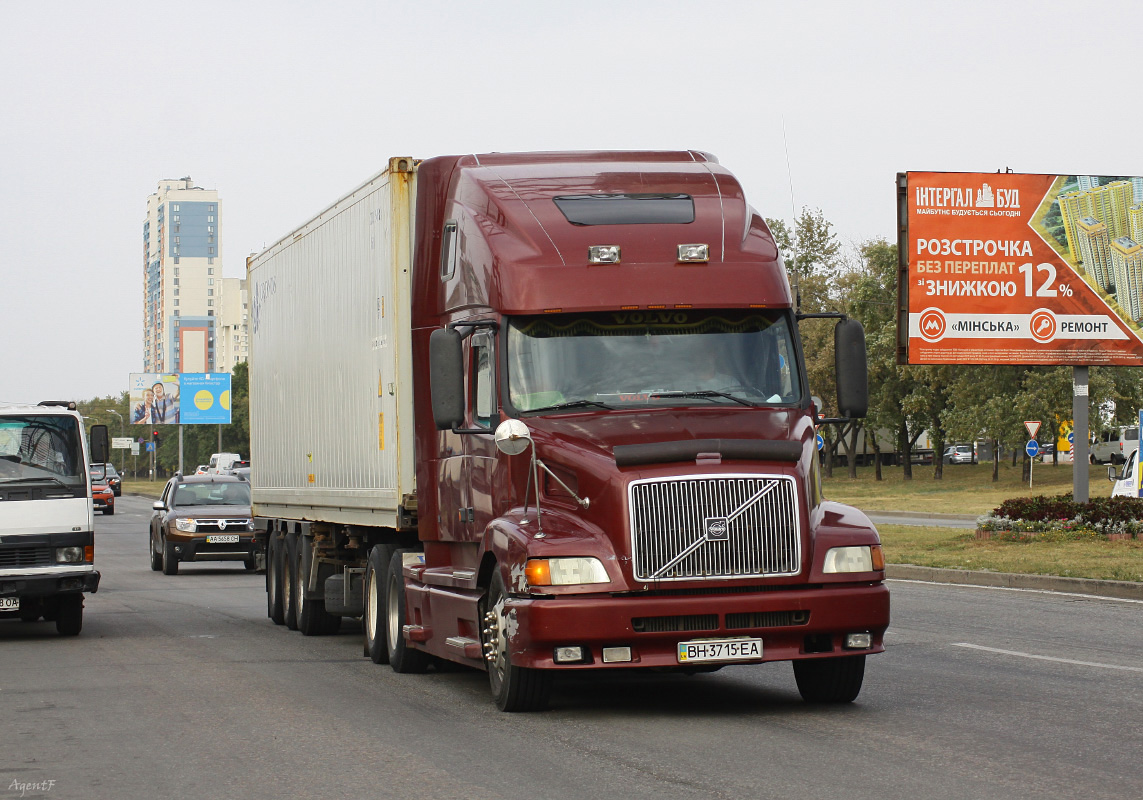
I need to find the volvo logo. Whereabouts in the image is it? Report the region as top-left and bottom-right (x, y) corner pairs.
(704, 517), (729, 541)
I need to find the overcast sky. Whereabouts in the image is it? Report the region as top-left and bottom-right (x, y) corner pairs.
(3, 0), (1141, 405)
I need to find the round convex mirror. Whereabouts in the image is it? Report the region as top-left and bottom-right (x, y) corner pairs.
(494, 419), (532, 456)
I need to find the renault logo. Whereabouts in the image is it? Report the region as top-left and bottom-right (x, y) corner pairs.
(218, 520), (227, 531)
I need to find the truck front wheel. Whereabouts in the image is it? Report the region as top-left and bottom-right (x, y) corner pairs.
(384, 549), (430, 674)
(55, 595), (83, 636)
(793, 655), (866, 703)
(363, 544), (394, 663)
(480, 569), (551, 712)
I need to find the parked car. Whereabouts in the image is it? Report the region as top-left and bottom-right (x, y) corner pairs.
(91, 481), (115, 515)
(195, 465), (208, 475)
(1091, 426), (1139, 464)
(149, 474), (254, 574)
(1109, 448), (1139, 498)
(89, 463), (122, 496)
(943, 444), (974, 464)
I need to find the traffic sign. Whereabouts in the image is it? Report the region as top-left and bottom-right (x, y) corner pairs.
(145, 442), (155, 452)
(1025, 440), (1040, 458)
(816, 433), (824, 451)
(1067, 432), (1075, 444)
(1024, 420), (1041, 439)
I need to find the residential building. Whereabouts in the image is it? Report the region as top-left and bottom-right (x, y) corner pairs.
(1111, 237), (1143, 321)
(1075, 216), (1113, 291)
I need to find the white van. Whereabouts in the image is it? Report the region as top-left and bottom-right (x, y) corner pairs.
(1091, 426), (1139, 464)
(1109, 449), (1140, 498)
(207, 452), (242, 474)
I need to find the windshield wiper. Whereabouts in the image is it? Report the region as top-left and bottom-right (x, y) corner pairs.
(0, 476), (76, 489)
(528, 399), (613, 413)
(649, 391), (756, 407)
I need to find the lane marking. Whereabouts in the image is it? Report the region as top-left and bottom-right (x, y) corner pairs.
(952, 643), (1143, 673)
(887, 578), (1143, 605)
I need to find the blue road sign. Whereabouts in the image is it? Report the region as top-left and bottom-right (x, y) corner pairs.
(1067, 431), (1074, 444)
(145, 442), (155, 452)
(816, 433), (824, 451)
(1025, 440), (1039, 458)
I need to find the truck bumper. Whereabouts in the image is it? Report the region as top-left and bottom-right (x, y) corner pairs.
(0, 570), (101, 598)
(504, 582), (889, 670)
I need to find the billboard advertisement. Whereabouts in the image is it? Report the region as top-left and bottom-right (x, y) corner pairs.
(129, 373), (232, 425)
(897, 172), (1143, 365)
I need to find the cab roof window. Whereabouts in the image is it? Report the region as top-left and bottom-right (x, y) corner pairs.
(553, 194), (694, 226)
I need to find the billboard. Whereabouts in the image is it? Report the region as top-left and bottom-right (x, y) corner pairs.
(897, 172), (1143, 365)
(129, 373), (232, 425)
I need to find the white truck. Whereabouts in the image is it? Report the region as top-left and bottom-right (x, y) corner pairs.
(0, 401), (108, 635)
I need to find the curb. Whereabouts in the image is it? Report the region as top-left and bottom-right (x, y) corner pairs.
(886, 564), (1143, 601)
(869, 510), (979, 522)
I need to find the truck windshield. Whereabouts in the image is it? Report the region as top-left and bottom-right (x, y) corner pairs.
(0, 415), (86, 487)
(507, 310), (802, 412)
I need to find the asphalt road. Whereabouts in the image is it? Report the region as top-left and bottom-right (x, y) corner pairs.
(1, 495), (1140, 800)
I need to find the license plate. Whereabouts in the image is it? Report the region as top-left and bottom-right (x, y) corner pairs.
(677, 637), (763, 664)
(0, 597), (19, 612)
(206, 534), (240, 544)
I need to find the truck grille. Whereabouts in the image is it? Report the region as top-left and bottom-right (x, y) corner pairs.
(0, 546), (53, 569)
(628, 475), (800, 582)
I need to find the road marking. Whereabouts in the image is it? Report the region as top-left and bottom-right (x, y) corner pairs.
(888, 578), (1143, 605)
(952, 643), (1143, 673)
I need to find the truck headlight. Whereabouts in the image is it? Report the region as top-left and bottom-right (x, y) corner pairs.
(525, 557), (609, 586)
(822, 545), (884, 573)
(175, 518), (197, 533)
(55, 546), (84, 563)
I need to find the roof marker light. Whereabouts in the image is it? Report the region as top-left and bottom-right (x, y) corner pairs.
(588, 245), (621, 264)
(677, 243), (709, 262)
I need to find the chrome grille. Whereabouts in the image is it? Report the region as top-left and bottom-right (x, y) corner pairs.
(194, 519), (250, 533)
(628, 475), (800, 582)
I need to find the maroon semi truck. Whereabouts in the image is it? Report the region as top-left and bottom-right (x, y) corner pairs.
(249, 151), (888, 711)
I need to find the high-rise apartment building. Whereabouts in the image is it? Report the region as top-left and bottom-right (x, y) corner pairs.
(1111, 237), (1143, 322)
(1075, 216), (1113, 292)
(1129, 204), (1143, 245)
(1058, 180), (1135, 263)
(142, 177), (247, 375)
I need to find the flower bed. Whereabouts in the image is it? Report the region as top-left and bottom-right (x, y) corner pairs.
(976, 493), (1143, 540)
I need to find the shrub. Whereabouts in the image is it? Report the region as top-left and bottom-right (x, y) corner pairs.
(979, 493), (1143, 538)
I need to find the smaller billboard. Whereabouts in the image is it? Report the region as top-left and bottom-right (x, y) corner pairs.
(129, 373), (232, 425)
(130, 374), (180, 424)
(180, 373), (232, 425)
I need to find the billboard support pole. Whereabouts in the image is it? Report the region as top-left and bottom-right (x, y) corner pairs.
(1073, 366), (1089, 503)
(178, 424), (184, 476)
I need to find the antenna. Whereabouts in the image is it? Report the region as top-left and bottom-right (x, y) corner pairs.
(782, 119), (801, 309)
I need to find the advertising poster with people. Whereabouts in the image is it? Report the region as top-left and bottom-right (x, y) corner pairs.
(129, 373), (181, 423)
(129, 373), (231, 425)
(899, 172), (1143, 365)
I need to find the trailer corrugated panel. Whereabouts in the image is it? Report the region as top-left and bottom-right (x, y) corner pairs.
(247, 157), (417, 527)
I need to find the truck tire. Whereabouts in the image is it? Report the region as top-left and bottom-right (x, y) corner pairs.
(480, 568), (551, 711)
(267, 534), (285, 625)
(295, 536), (339, 636)
(162, 538), (179, 575)
(149, 534), (162, 572)
(363, 544), (395, 663)
(55, 595), (83, 636)
(793, 655), (866, 703)
(384, 549), (430, 674)
(283, 530), (299, 630)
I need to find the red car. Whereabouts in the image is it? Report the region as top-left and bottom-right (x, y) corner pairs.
(92, 482), (114, 515)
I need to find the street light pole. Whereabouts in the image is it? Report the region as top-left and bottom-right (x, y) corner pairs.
(106, 409), (125, 474)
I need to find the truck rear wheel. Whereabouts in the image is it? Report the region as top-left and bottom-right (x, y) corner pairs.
(295, 536), (339, 636)
(267, 533), (285, 625)
(55, 595), (83, 636)
(480, 568), (551, 712)
(363, 544), (394, 663)
(283, 530), (299, 631)
(385, 549), (430, 674)
(793, 655), (866, 703)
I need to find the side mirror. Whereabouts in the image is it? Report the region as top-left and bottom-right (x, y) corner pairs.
(90, 424), (110, 464)
(494, 419), (533, 456)
(152, 500), (165, 511)
(429, 328), (465, 430)
(834, 319), (868, 419)
(1108, 465), (1120, 483)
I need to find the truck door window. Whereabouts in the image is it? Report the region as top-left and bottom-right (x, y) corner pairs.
(472, 334), (496, 429)
(441, 221), (458, 280)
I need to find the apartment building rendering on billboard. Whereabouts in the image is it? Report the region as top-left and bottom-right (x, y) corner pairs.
(1057, 178), (1143, 322)
(142, 177), (248, 374)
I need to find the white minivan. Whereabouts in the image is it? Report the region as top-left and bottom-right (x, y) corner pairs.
(1091, 426), (1139, 464)
(207, 452), (242, 475)
(1109, 448), (1140, 498)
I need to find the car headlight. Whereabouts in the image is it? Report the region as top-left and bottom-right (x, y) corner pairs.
(822, 545), (884, 573)
(175, 518), (197, 533)
(55, 546), (84, 563)
(525, 557), (609, 586)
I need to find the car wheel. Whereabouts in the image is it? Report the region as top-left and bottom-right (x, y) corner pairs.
(162, 537), (179, 575)
(149, 532), (162, 571)
(104, 506), (114, 516)
(480, 567), (551, 711)
(55, 595), (83, 636)
(385, 549), (430, 674)
(793, 655), (866, 703)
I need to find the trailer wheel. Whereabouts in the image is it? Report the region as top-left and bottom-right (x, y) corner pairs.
(267, 533), (285, 625)
(480, 568), (551, 712)
(385, 549), (430, 674)
(161, 538), (179, 575)
(55, 595), (83, 636)
(295, 536), (339, 635)
(283, 530), (299, 630)
(793, 655), (866, 703)
(363, 544), (394, 663)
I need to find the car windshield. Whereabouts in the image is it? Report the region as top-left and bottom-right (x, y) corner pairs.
(507, 310), (801, 412)
(0, 415), (86, 487)
(172, 482), (251, 507)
